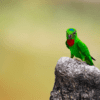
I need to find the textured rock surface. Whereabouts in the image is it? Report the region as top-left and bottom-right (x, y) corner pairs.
(50, 57), (100, 100)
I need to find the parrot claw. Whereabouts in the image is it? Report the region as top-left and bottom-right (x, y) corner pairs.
(82, 61), (86, 63)
(74, 58), (87, 64)
(74, 58), (82, 62)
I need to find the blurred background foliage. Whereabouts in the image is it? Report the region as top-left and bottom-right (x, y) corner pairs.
(0, 0), (100, 100)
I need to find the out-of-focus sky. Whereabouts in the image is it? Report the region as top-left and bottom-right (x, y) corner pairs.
(0, 0), (100, 100)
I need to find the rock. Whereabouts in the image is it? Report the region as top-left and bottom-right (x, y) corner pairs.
(50, 57), (100, 100)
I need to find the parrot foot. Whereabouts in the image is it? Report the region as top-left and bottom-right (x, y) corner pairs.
(74, 58), (82, 62)
(82, 61), (87, 64)
(74, 58), (87, 64)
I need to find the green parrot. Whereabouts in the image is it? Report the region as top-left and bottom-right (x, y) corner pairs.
(65, 28), (96, 66)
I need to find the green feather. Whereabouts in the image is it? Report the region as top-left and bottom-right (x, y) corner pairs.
(65, 40), (69, 49)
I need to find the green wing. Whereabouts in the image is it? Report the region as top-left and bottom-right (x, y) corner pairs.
(77, 40), (90, 56)
(65, 40), (69, 49)
(77, 40), (94, 65)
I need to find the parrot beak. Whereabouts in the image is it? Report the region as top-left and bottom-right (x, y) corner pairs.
(68, 35), (72, 39)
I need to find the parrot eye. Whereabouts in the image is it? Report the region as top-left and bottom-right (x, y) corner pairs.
(73, 31), (76, 35)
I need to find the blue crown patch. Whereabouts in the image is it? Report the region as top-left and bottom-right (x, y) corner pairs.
(69, 29), (74, 31)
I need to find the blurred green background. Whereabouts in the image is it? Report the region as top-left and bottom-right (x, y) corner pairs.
(0, 0), (100, 100)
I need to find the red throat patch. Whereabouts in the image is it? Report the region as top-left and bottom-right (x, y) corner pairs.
(67, 39), (74, 46)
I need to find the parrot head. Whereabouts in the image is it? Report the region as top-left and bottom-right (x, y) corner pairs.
(66, 28), (77, 39)
(66, 28), (77, 46)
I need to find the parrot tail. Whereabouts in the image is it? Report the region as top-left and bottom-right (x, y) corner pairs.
(91, 56), (96, 61)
